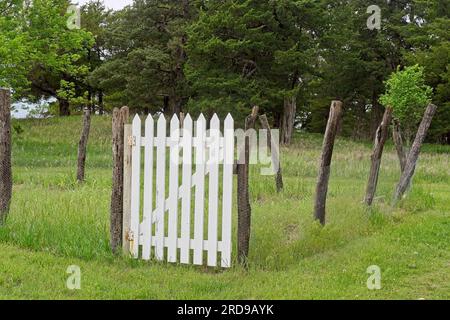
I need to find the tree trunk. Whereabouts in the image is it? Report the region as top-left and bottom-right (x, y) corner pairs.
(313, 101), (343, 225)
(237, 106), (259, 266)
(88, 89), (93, 112)
(370, 94), (384, 140)
(392, 119), (407, 173)
(110, 106), (129, 254)
(170, 97), (182, 117)
(58, 98), (70, 116)
(281, 96), (296, 145)
(0, 89), (12, 225)
(169, 1), (189, 118)
(259, 114), (283, 192)
(98, 91), (104, 115)
(364, 107), (393, 206)
(76, 108), (92, 183)
(163, 96), (170, 116)
(445, 131), (450, 145)
(394, 104), (437, 202)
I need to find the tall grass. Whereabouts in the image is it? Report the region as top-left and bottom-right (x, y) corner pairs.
(1, 116), (450, 299)
(3, 116), (450, 269)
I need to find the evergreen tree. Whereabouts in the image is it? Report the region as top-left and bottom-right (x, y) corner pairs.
(185, 0), (321, 132)
(89, 0), (195, 115)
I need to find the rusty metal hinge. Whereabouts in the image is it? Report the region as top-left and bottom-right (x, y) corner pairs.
(127, 230), (134, 242)
(128, 136), (136, 146)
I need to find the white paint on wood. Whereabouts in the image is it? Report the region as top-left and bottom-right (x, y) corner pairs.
(193, 114), (206, 265)
(221, 114), (234, 267)
(126, 113), (233, 267)
(155, 114), (166, 261)
(122, 124), (133, 255)
(180, 115), (193, 264)
(167, 115), (180, 262)
(207, 114), (220, 267)
(130, 115), (141, 258)
(142, 115), (154, 260)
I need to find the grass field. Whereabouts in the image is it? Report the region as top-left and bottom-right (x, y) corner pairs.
(1, 115), (449, 299)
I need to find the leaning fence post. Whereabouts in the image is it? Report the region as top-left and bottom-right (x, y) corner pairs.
(237, 106), (259, 266)
(259, 114), (283, 192)
(110, 106), (129, 254)
(313, 100), (343, 225)
(76, 107), (92, 183)
(364, 107), (392, 206)
(0, 88), (12, 226)
(394, 104), (437, 203)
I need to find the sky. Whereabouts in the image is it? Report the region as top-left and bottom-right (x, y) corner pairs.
(77, 0), (133, 11)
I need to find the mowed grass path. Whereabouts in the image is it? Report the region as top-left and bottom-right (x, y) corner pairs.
(1, 116), (449, 299)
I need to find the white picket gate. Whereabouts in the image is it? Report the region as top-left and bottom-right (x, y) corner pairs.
(127, 113), (234, 268)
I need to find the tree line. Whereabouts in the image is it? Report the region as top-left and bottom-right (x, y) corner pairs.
(1, 0), (449, 143)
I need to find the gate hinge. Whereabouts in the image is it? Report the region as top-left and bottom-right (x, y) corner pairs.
(127, 230), (135, 242)
(128, 136), (136, 146)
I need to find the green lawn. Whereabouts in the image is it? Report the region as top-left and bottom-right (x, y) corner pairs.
(1, 115), (449, 299)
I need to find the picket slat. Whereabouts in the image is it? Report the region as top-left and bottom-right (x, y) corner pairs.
(180, 115), (193, 264)
(193, 115), (206, 265)
(221, 114), (234, 268)
(207, 114), (220, 267)
(155, 114), (167, 261)
(142, 115), (154, 260)
(167, 115), (180, 263)
(130, 115), (141, 258)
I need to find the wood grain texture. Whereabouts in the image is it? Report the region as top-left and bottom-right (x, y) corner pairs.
(111, 107), (129, 254)
(0, 89), (12, 225)
(237, 106), (259, 265)
(365, 107), (392, 206)
(259, 114), (283, 193)
(392, 119), (407, 173)
(394, 104), (437, 202)
(313, 101), (343, 225)
(76, 107), (91, 183)
(122, 124), (132, 255)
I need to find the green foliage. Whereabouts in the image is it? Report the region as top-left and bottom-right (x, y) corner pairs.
(25, 0), (94, 110)
(402, 5), (450, 142)
(2, 0), (450, 141)
(0, 1), (30, 92)
(88, 0), (193, 114)
(185, 0), (320, 123)
(0, 0), (94, 113)
(380, 65), (433, 138)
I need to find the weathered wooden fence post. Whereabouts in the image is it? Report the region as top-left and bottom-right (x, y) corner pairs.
(392, 119), (407, 173)
(77, 107), (92, 183)
(259, 114), (283, 192)
(364, 107), (393, 205)
(394, 104), (437, 202)
(110, 106), (129, 254)
(122, 122), (133, 255)
(313, 101), (343, 225)
(0, 88), (12, 225)
(237, 106), (258, 266)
